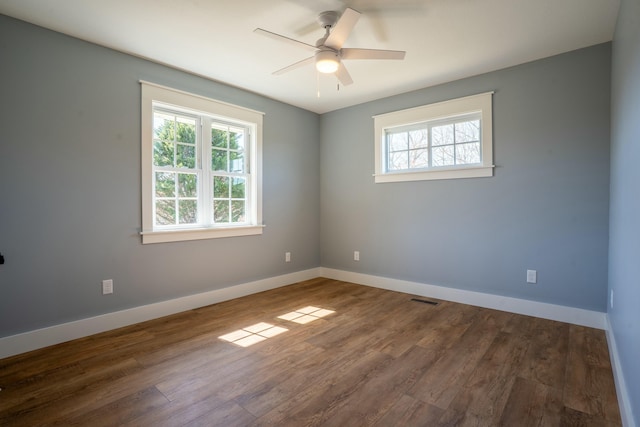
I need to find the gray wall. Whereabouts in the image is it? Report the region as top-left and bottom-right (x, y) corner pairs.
(320, 43), (611, 311)
(609, 0), (640, 422)
(0, 15), (320, 338)
(0, 14), (616, 342)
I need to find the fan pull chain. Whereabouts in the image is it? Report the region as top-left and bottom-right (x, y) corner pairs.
(317, 71), (321, 98)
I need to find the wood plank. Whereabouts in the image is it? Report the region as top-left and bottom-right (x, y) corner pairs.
(125, 392), (233, 426)
(373, 394), (444, 426)
(497, 376), (564, 427)
(517, 317), (570, 391)
(235, 343), (360, 417)
(185, 401), (256, 427)
(319, 345), (440, 426)
(445, 330), (530, 424)
(0, 357), (143, 424)
(564, 325), (621, 424)
(408, 309), (512, 409)
(65, 386), (170, 427)
(250, 350), (393, 426)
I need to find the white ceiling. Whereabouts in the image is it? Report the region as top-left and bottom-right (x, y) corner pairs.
(0, 0), (620, 114)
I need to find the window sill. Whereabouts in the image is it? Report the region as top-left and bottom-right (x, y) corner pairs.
(374, 165), (495, 183)
(140, 224), (265, 244)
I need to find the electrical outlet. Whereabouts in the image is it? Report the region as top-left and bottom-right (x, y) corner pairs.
(102, 279), (113, 295)
(354, 251), (360, 261)
(285, 252), (291, 263)
(526, 270), (537, 284)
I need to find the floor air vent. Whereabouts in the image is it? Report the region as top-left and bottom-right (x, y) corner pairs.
(411, 298), (439, 305)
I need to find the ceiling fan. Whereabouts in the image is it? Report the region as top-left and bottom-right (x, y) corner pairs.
(254, 8), (406, 86)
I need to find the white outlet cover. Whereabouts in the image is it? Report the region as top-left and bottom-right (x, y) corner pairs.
(102, 279), (113, 295)
(526, 270), (537, 284)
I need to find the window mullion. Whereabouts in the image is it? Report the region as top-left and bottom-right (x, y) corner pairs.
(201, 117), (212, 226)
(226, 129), (232, 223)
(245, 128), (252, 222)
(453, 123), (458, 166)
(405, 131), (410, 170)
(428, 123), (433, 168)
(174, 172), (179, 226)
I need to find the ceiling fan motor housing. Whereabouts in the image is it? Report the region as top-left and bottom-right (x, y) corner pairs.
(317, 10), (339, 29)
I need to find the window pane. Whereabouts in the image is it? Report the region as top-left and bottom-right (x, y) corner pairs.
(432, 124), (454, 146)
(432, 145), (455, 166)
(179, 200), (197, 224)
(212, 149), (227, 171)
(211, 127), (228, 148)
(177, 144), (196, 169)
(176, 117), (196, 144)
(231, 177), (245, 198)
(409, 129), (428, 148)
(409, 148), (429, 168)
(388, 132), (408, 151)
(214, 200), (229, 223)
(230, 151), (245, 173)
(156, 200), (175, 225)
(388, 151), (408, 171)
(154, 113), (175, 140)
(178, 173), (197, 197)
(153, 140), (174, 167)
(230, 128), (245, 150)
(456, 142), (481, 164)
(213, 176), (229, 198)
(155, 172), (175, 197)
(455, 120), (480, 143)
(231, 201), (245, 222)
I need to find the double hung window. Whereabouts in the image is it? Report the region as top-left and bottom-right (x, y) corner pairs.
(141, 82), (263, 244)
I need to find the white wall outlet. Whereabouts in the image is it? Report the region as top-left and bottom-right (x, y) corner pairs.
(102, 279), (113, 295)
(610, 289), (614, 309)
(526, 270), (537, 284)
(285, 252), (291, 263)
(354, 251), (360, 261)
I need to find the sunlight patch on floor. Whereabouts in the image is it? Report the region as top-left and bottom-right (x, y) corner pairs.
(218, 322), (288, 347)
(278, 306), (335, 324)
(218, 306), (335, 347)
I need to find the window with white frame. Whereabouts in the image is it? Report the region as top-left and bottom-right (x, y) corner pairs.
(140, 82), (263, 244)
(374, 92), (494, 183)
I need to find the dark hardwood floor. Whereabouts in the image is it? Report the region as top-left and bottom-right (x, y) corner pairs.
(0, 278), (621, 426)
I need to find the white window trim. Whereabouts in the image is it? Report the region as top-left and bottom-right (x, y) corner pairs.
(140, 81), (264, 244)
(373, 92), (495, 183)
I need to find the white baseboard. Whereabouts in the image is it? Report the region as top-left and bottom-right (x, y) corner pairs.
(0, 268), (321, 359)
(605, 316), (637, 427)
(319, 268), (607, 329)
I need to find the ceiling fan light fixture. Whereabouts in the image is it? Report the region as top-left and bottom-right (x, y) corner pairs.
(315, 50), (339, 73)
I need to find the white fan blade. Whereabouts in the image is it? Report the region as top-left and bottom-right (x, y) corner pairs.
(254, 28), (318, 52)
(273, 56), (315, 75)
(335, 62), (353, 86)
(341, 48), (406, 60)
(324, 8), (361, 50)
